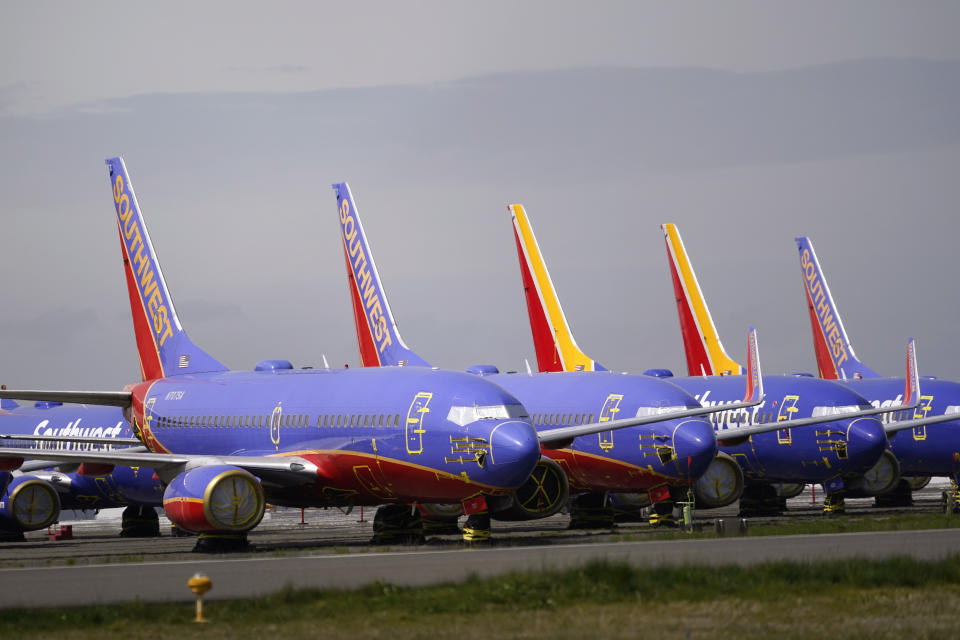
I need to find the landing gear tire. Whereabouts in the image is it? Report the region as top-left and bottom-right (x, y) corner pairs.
(906, 476), (931, 491)
(738, 484), (781, 517)
(371, 504), (425, 545)
(462, 512), (492, 545)
(120, 505), (160, 538)
(0, 524), (26, 542)
(567, 492), (615, 529)
(823, 492), (846, 515)
(873, 479), (913, 508)
(648, 500), (677, 528)
(192, 532), (251, 553)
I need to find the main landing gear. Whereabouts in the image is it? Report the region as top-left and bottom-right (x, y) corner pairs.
(120, 505), (160, 538)
(738, 483), (782, 517)
(371, 504), (425, 545)
(942, 478), (960, 514)
(192, 532), (251, 553)
(567, 492), (616, 529)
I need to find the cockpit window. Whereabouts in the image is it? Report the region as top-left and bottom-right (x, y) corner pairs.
(446, 404), (528, 426)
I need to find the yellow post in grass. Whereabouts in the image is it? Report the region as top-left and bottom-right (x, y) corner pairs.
(188, 573), (212, 623)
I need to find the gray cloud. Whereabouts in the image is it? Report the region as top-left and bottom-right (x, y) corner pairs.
(1, 61), (959, 389)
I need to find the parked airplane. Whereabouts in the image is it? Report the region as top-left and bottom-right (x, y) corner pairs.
(330, 182), (833, 530)
(509, 208), (897, 516)
(0, 398), (161, 541)
(658, 223), (932, 513)
(795, 236), (960, 508)
(0, 158), (692, 550)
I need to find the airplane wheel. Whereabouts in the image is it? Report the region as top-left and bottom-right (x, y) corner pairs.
(906, 476), (931, 491)
(120, 505), (160, 538)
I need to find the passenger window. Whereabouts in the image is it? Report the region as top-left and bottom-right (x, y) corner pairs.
(379, 414), (384, 427)
(395, 414), (401, 427)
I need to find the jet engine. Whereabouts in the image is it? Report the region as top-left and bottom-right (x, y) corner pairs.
(487, 456), (569, 521)
(0, 474), (61, 531)
(693, 452), (745, 508)
(848, 449), (901, 496)
(162, 465), (265, 533)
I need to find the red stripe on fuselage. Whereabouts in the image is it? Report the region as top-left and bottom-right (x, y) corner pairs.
(263, 450), (513, 507)
(665, 239), (714, 376)
(513, 229), (563, 373)
(544, 448), (682, 492)
(117, 226), (165, 381)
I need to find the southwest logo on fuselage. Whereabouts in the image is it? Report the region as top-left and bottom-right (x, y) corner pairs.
(800, 248), (848, 368)
(114, 175), (174, 349)
(340, 198), (393, 355)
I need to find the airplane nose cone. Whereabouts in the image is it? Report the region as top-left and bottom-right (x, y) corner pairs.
(672, 419), (718, 480)
(846, 417), (887, 472)
(488, 420), (541, 488)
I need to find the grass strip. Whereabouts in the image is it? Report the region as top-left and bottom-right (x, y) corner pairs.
(3, 554), (960, 638)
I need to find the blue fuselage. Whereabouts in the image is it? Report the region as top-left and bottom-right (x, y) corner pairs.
(663, 375), (886, 484)
(137, 366), (541, 507)
(834, 377), (960, 478)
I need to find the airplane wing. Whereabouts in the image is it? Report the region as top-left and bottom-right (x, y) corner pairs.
(883, 410), (960, 434)
(1, 433), (142, 446)
(715, 337), (921, 441)
(0, 447), (320, 487)
(0, 390), (132, 407)
(540, 327), (764, 448)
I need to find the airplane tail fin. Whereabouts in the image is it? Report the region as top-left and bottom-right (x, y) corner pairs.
(795, 237), (879, 379)
(509, 204), (607, 373)
(333, 183), (430, 368)
(105, 157), (227, 381)
(661, 224), (743, 376)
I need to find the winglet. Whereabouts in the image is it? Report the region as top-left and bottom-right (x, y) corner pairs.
(105, 157), (226, 380)
(743, 326), (764, 404)
(333, 182), (429, 368)
(903, 338), (919, 407)
(661, 224), (743, 376)
(795, 237), (879, 380)
(510, 204), (606, 373)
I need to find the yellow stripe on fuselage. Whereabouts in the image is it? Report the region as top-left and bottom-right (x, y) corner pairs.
(662, 224), (743, 375)
(511, 204), (598, 372)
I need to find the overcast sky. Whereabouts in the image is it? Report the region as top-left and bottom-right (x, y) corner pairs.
(2, 2), (960, 389)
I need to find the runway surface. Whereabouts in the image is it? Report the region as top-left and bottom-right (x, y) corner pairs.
(1, 481), (956, 609)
